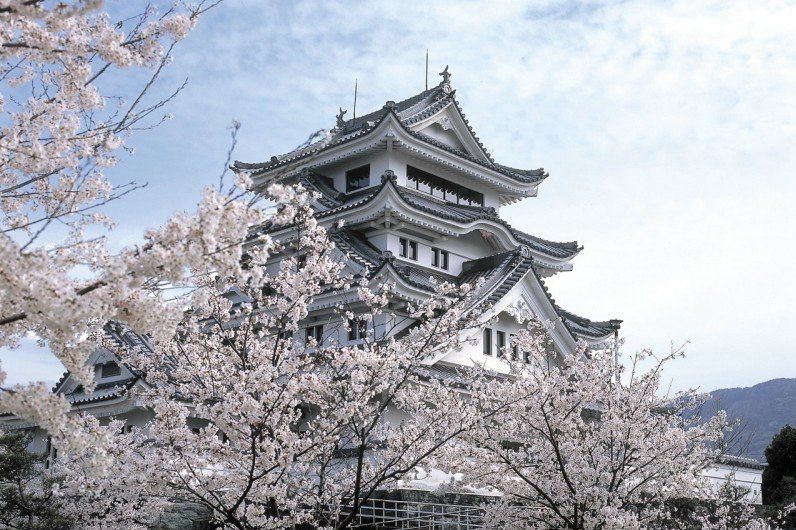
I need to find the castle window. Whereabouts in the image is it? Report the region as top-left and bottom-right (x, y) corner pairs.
(407, 165), (484, 206)
(305, 324), (324, 344)
(44, 436), (52, 468)
(100, 362), (121, 378)
(496, 331), (506, 357)
(432, 248), (449, 270)
(345, 164), (370, 192)
(348, 318), (368, 341)
(483, 328), (492, 356)
(399, 238), (417, 260)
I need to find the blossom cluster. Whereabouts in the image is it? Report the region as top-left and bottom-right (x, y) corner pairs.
(52, 185), (488, 529)
(0, 0), (219, 458)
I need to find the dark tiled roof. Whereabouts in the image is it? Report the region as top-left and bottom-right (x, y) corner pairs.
(459, 251), (516, 282)
(481, 254), (535, 306)
(300, 171), (344, 208)
(329, 229), (455, 291)
(511, 228), (581, 260)
(556, 308), (621, 340)
(51, 322), (149, 397)
(332, 232), (614, 342)
(341, 85), (446, 134)
(260, 176), (581, 262)
(395, 186), (494, 223)
(718, 455), (766, 470)
(405, 129), (546, 184)
(394, 186), (580, 260)
(232, 82), (546, 186)
(233, 113), (385, 173)
(330, 229), (382, 267)
(395, 262), (457, 291)
(527, 267), (620, 341)
(68, 378), (137, 406)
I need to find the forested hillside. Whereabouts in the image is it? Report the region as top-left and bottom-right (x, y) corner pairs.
(704, 378), (796, 460)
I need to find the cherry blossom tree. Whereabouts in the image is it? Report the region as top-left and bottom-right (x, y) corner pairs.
(53, 184), (496, 529)
(0, 7), (775, 530)
(439, 327), (769, 530)
(0, 0), (231, 455)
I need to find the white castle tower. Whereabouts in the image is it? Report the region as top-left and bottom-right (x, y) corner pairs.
(233, 66), (621, 367)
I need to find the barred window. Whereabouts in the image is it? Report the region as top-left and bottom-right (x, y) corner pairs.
(100, 362), (121, 378)
(399, 238), (417, 260)
(348, 319), (368, 341)
(305, 324), (324, 344)
(345, 165), (370, 192)
(496, 331), (506, 357)
(432, 248), (449, 270)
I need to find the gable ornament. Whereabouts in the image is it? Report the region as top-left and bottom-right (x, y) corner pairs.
(507, 298), (534, 323)
(439, 65), (451, 84)
(336, 107), (347, 128)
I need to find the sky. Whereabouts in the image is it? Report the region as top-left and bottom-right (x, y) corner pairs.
(2, 0), (795, 393)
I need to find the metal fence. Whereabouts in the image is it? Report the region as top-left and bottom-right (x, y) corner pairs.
(344, 497), (487, 529)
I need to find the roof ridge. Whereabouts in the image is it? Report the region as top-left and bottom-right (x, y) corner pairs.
(405, 129), (545, 184)
(448, 95), (495, 163)
(340, 84), (445, 134)
(330, 229), (384, 266)
(512, 227), (580, 251)
(460, 250), (518, 275)
(555, 306), (622, 329)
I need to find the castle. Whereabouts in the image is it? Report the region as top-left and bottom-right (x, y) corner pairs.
(0, 68), (761, 517)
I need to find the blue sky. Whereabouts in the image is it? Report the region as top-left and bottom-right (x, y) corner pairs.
(3, 0), (795, 393)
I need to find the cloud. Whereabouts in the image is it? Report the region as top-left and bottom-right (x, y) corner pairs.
(0, 338), (65, 388)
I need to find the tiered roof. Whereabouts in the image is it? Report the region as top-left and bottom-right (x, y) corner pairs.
(50, 324), (145, 404)
(234, 70), (619, 343)
(260, 171), (582, 265)
(232, 80), (547, 186)
(329, 229), (618, 343)
(233, 69), (619, 340)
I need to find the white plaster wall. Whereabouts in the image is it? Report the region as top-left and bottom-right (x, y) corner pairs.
(439, 312), (534, 371)
(703, 464), (763, 504)
(301, 312), (397, 347)
(380, 230), (494, 275)
(415, 122), (468, 153)
(368, 233), (390, 254)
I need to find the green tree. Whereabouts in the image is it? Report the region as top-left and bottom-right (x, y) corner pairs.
(761, 425), (796, 528)
(0, 431), (71, 530)
(763, 425), (796, 505)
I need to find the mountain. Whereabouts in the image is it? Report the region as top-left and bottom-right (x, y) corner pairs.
(702, 378), (796, 461)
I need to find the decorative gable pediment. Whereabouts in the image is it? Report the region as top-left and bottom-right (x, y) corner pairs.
(56, 347), (133, 396)
(410, 104), (491, 163)
(415, 120), (468, 153)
